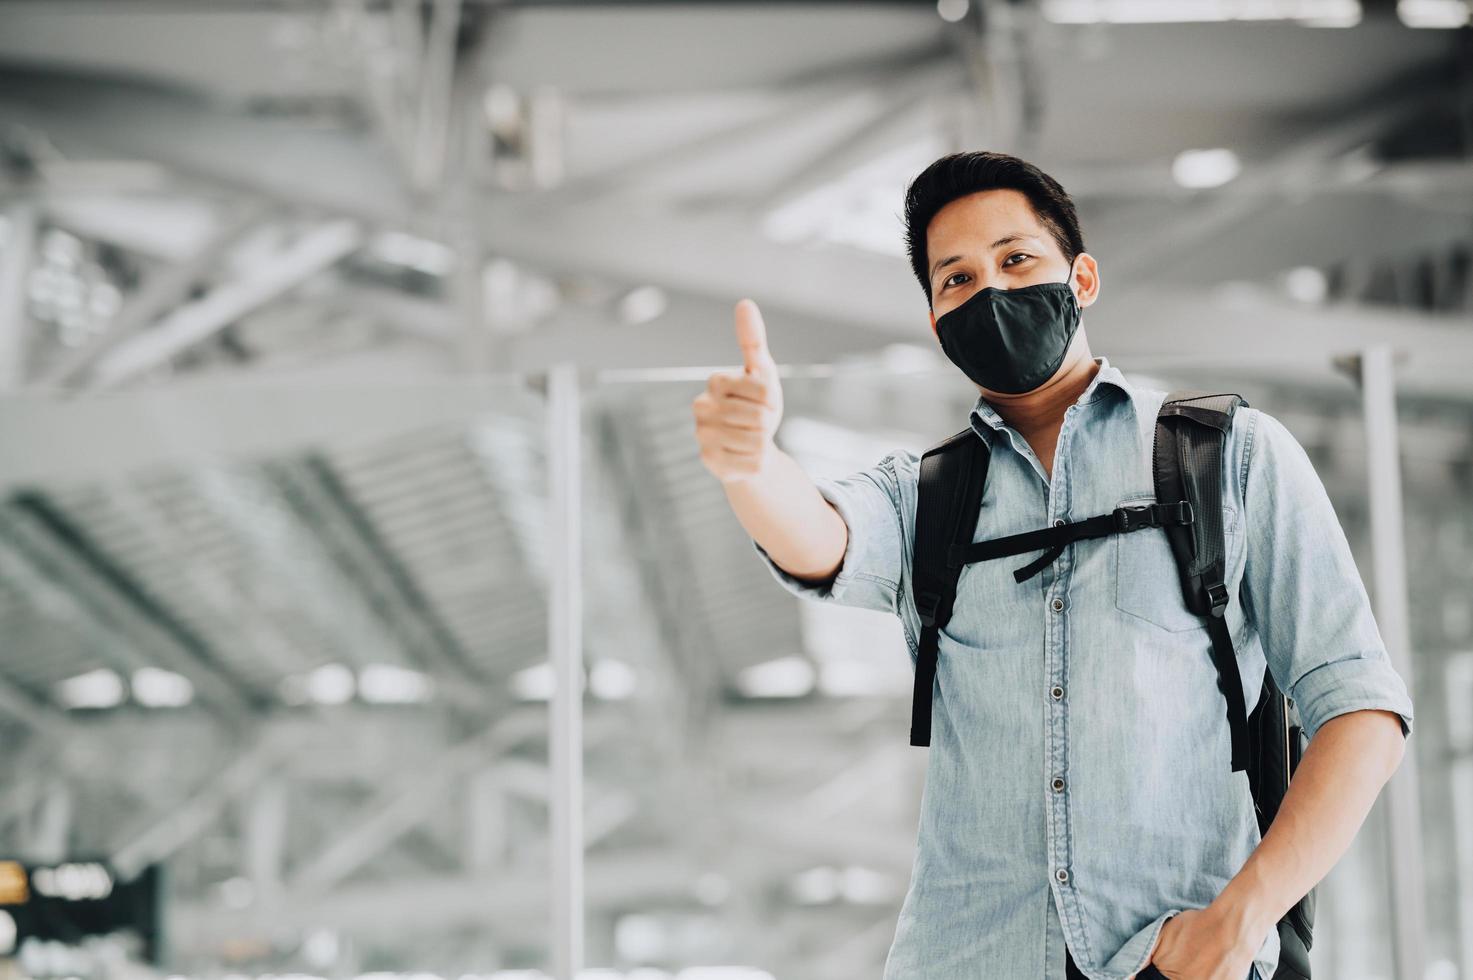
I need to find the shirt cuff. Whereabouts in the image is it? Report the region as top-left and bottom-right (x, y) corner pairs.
(750, 475), (867, 604)
(1289, 655), (1415, 741)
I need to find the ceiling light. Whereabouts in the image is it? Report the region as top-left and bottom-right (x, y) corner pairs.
(132, 667), (195, 708)
(734, 656), (815, 698)
(589, 659), (637, 700)
(306, 663), (355, 705)
(1397, 0), (1469, 26)
(1171, 148), (1242, 189)
(839, 865), (896, 904)
(788, 865), (841, 904)
(817, 659), (892, 697)
(1298, 0), (1362, 26)
(1042, 0), (1363, 22)
(358, 664), (434, 704)
(302, 929), (340, 969)
(937, 0), (970, 21)
(617, 285), (668, 325)
(512, 662), (555, 701)
(1284, 266), (1329, 304)
(218, 876), (255, 909)
(55, 668), (126, 709)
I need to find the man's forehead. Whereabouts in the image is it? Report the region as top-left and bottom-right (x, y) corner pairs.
(929, 194), (1045, 247)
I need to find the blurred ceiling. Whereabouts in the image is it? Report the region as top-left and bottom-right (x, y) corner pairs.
(0, 1), (1470, 974)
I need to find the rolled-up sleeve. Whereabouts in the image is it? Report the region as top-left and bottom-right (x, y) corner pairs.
(1239, 408), (1414, 742)
(751, 450), (908, 616)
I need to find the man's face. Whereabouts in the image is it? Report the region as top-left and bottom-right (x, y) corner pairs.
(925, 189), (1092, 333)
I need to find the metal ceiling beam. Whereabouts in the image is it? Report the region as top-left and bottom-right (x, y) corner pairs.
(0, 369), (537, 493)
(3, 69), (1467, 389)
(2, 282), (1470, 495)
(286, 708), (544, 894)
(0, 492), (262, 720)
(38, 201), (273, 387)
(1109, 58), (1470, 283)
(108, 726), (285, 879)
(555, 40), (952, 205)
(95, 473), (340, 685)
(0, 668), (71, 741)
(261, 454), (497, 701)
(744, 59), (965, 215)
(89, 218), (364, 388)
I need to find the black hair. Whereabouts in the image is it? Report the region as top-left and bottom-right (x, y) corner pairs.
(902, 151), (1086, 308)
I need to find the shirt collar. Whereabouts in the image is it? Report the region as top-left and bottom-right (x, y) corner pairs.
(968, 355), (1134, 439)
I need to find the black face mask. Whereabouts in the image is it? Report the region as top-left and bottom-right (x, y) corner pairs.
(933, 259), (1083, 394)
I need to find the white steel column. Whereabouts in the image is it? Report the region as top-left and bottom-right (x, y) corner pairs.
(0, 203), (39, 391)
(1357, 344), (1427, 980)
(547, 361), (584, 979)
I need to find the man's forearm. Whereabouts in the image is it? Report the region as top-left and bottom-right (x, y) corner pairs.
(724, 446), (848, 583)
(1210, 708), (1408, 941)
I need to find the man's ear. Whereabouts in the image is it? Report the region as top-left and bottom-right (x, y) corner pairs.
(928, 308), (937, 338)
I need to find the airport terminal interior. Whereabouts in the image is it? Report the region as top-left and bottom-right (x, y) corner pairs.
(0, 1), (1470, 978)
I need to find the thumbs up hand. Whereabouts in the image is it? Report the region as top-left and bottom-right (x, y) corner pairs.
(693, 298), (785, 484)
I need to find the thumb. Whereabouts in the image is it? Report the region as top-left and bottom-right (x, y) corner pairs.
(734, 298), (776, 378)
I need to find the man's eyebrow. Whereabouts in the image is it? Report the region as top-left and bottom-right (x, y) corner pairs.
(928, 233), (1037, 280)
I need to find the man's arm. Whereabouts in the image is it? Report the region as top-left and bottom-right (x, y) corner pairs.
(724, 446), (848, 586)
(1144, 407), (1416, 976)
(692, 298), (849, 586)
(1209, 707), (1407, 944)
(1221, 407), (1416, 935)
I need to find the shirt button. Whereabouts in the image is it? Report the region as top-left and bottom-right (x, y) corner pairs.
(1050, 685), (1064, 700)
(1052, 776), (1066, 792)
(1054, 518), (1065, 527)
(1055, 868), (1070, 884)
(1051, 597), (1065, 612)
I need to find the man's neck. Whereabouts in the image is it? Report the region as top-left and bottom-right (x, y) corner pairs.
(983, 355), (1101, 437)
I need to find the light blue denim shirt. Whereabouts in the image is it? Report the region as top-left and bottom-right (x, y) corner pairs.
(752, 355), (1414, 980)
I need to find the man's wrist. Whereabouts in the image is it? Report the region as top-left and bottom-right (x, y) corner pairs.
(1208, 878), (1280, 951)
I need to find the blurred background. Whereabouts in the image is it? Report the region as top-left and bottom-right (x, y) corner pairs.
(0, 1), (1469, 978)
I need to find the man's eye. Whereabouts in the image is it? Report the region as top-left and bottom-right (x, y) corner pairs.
(942, 272), (968, 288)
(1004, 253), (1031, 266)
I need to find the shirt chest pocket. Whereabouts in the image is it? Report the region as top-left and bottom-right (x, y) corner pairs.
(1113, 492), (1243, 633)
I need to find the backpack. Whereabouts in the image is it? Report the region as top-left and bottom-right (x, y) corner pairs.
(909, 390), (1314, 980)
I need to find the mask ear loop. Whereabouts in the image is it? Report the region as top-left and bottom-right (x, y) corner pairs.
(1066, 257), (1082, 318)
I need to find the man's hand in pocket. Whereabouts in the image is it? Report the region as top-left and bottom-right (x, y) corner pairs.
(1138, 907), (1261, 980)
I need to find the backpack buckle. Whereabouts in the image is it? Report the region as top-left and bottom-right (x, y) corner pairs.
(1206, 582), (1230, 617)
(1113, 504), (1157, 532)
(1114, 500), (1194, 533)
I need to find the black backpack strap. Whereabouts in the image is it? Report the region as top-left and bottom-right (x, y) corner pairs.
(950, 501), (1193, 582)
(1156, 392), (1317, 975)
(1153, 390), (1251, 773)
(909, 427), (989, 747)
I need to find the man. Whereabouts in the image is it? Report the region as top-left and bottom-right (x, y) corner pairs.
(691, 151), (1414, 980)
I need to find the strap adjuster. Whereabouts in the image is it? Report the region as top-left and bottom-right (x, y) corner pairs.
(917, 591), (942, 627)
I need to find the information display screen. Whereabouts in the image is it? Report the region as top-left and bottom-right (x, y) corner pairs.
(0, 859), (160, 964)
